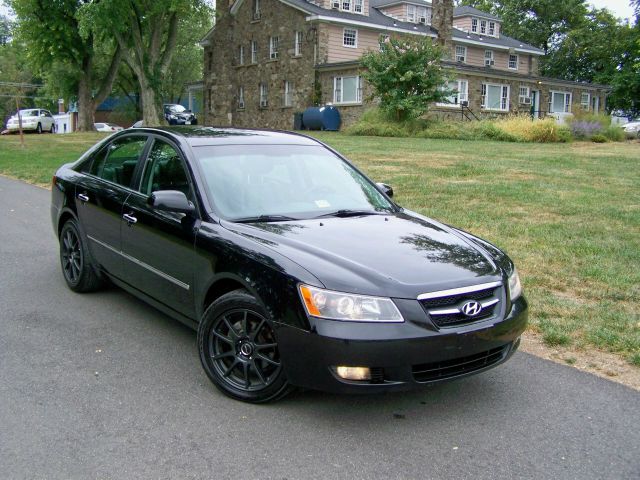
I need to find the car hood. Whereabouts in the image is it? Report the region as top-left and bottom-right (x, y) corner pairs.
(221, 212), (502, 299)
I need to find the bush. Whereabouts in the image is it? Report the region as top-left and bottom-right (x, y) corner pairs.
(494, 115), (566, 143)
(603, 125), (625, 142)
(591, 134), (609, 143)
(345, 108), (574, 143)
(571, 120), (603, 139)
(571, 111), (611, 127)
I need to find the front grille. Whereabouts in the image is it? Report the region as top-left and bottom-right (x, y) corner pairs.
(412, 345), (508, 382)
(431, 303), (498, 327)
(370, 367), (385, 384)
(419, 283), (503, 329)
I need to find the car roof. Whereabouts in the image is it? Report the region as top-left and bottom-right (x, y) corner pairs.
(129, 126), (321, 147)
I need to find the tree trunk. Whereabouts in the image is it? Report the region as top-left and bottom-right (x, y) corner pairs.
(139, 77), (163, 126)
(77, 76), (95, 132)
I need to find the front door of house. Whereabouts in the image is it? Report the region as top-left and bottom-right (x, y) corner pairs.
(531, 91), (540, 118)
(592, 96), (600, 114)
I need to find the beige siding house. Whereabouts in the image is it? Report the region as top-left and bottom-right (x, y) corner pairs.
(202, 0), (610, 129)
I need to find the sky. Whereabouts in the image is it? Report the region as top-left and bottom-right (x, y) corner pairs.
(590, 0), (636, 20)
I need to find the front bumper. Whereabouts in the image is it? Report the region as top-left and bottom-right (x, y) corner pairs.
(277, 296), (528, 394)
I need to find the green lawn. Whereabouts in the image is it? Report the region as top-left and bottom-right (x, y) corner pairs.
(1, 131), (639, 365)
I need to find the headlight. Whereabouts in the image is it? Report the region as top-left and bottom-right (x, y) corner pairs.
(508, 267), (523, 301)
(299, 284), (404, 322)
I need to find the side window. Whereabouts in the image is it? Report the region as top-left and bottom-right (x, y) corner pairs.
(90, 136), (147, 188)
(140, 140), (192, 199)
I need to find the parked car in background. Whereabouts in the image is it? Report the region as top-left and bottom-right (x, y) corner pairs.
(51, 127), (527, 403)
(130, 120), (144, 128)
(6, 109), (55, 133)
(622, 120), (640, 138)
(163, 104), (197, 125)
(94, 122), (124, 133)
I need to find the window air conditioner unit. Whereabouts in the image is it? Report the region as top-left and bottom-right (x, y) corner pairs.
(523, 97), (532, 105)
(238, 101), (245, 109)
(419, 17), (427, 24)
(253, 11), (261, 20)
(332, 1), (340, 8)
(461, 101), (469, 107)
(260, 100), (268, 108)
(485, 60), (494, 66)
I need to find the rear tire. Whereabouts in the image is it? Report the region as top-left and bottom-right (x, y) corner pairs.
(59, 219), (104, 292)
(198, 289), (292, 403)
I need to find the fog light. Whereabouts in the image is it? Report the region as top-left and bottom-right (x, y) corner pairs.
(334, 366), (371, 381)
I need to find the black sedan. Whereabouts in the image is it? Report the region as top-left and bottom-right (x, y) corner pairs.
(51, 127), (528, 403)
(163, 104), (197, 125)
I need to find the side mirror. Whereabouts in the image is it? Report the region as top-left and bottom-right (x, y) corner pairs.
(149, 190), (195, 214)
(376, 182), (394, 198)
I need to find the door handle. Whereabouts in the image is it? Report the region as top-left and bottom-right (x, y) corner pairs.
(122, 213), (138, 225)
(77, 193), (89, 202)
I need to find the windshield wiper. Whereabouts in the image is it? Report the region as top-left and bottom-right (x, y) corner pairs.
(233, 214), (298, 223)
(314, 209), (387, 219)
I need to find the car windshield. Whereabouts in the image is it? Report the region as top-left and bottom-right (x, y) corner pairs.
(194, 144), (395, 221)
(168, 105), (187, 113)
(19, 109), (38, 117)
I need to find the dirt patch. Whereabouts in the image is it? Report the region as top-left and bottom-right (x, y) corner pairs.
(520, 331), (640, 391)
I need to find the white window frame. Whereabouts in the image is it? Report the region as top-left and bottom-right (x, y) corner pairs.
(484, 50), (494, 66)
(284, 81), (293, 107)
(379, 34), (390, 52)
(581, 92), (590, 111)
(482, 83), (510, 111)
(333, 75), (363, 104)
(354, 0), (363, 13)
(455, 45), (466, 63)
(508, 54), (518, 70)
(407, 4), (416, 23)
(480, 19), (487, 34)
(259, 82), (268, 108)
(471, 18), (478, 33)
(549, 91), (572, 114)
(342, 0), (351, 11)
(343, 28), (357, 48)
(417, 6), (429, 24)
(253, 0), (261, 20)
(239, 45), (244, 65)
(519, 86), (531, 104)
(294, 31), (303, 56)
(238, 86), (245, 110)
(488, 21), (496, 36)
(251, 40), (258, 64)
(269, 36), (279, 60)
(437, 79), (469, 107)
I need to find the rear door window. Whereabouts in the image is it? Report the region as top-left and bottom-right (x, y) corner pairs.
(90, 136), (148, 188)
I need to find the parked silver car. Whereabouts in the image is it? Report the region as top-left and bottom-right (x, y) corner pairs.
(6, 109), (55, 133)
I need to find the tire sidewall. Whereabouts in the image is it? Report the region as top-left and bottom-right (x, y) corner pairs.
(198, 291), (290, 403)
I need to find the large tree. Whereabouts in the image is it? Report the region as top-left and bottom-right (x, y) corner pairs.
(78, 0), (212, 126)
(361, 37), (450, 121)
(10, 0), (123, 131)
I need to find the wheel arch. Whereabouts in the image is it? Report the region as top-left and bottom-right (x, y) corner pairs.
(202, 275), (252, 317)
(57, 208), (79, 238)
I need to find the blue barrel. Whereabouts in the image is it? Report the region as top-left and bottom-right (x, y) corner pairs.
(302, 106), (341, 131)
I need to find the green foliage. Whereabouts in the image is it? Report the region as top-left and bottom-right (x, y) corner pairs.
(361, 37), (450, 121)
(346, 109), (575, 143)
(591, 134), (608, 143)
(603, 126), (626, 142)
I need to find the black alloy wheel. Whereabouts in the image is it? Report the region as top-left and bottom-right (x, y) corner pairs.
(198, 290), (291, 403)
(59, 219), (104, 292)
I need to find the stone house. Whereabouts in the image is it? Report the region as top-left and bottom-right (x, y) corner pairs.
(201, 0), (610, 129)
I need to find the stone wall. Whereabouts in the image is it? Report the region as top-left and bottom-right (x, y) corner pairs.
(204, 0), (317, 129)
(318, 67), (372, 127)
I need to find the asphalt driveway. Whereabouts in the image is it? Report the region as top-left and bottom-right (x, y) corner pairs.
(0, 175), (638, 479)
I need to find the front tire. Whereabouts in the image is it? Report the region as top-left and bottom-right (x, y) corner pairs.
(198, 290), (291, 403)
(36, 123), (42, 134)
(59, 219), (104, 292)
